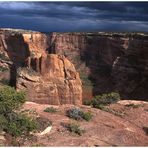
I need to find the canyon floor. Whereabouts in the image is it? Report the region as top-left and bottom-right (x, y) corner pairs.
(3, 100), (148, 147)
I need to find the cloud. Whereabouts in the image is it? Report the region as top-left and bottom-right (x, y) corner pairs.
(0, 2), (147, 32)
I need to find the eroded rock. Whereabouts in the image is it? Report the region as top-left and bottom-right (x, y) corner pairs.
(16, 54), (82, 105)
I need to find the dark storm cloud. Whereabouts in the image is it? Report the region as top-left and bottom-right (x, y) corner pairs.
(0, 1), (148, 32)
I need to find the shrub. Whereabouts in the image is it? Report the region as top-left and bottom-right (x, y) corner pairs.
(6, 113), (37, 137)
(0, 66), (9, 72)
(0, 86), (26, 113)
(0, 86), (37, 137)
(66, 108), (92, 121)
(91, 92), (120, 109)
(81, 112), (92, 121)
(0, 114), (8, 131)
(66, 122), (85, 136)
(44, 107), (57, 113)
(66, 108), (82, 120)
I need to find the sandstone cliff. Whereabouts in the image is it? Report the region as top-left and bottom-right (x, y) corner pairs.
(17, 54), (82, 105)
(49, 32), (148, 101)
(0, 29), (82, 105)
(0, 28), (148, 102)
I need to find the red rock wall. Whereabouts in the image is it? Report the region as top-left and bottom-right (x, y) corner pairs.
(0, 29), (148, 102)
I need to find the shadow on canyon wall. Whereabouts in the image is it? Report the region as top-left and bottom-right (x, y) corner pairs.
(79, 36), (120, 99)
(4, 34), (30, 87)
(78, 35), (148, 101)
(3, 32), (148, 101)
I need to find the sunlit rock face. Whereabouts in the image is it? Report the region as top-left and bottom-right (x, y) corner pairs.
(17, 54), (82, 105)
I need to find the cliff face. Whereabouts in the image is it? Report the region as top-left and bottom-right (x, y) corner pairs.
(17, 54), (82, 105)
(48, 33), (148, 100)
(112, 35), (148, 100)
(0, 29), (148, 102)
(49, 33), (127, 98)
(0, 29), (82, 105)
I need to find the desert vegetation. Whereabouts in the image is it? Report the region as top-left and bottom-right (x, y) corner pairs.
(66, 108), (92, 121)
(0, 86), (37, 137)
(62, 122), (85, 136)
(125, 103), (144, 108)
(0, 53), (10, 61)
(84, 92), (120, 110)
(44, 107), (58, 113)
(0, 66), (9, 72)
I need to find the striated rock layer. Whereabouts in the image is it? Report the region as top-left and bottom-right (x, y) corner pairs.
(0, 29), (82, 105)
(49, 32), (148, 101)
(17, 54), (82, 105)
(0, 28), (148, 101)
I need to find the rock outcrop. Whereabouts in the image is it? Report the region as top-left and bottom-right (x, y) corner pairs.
(16, 54), (82, 105)
(0, 29), (82, 105)
(0, 28), (148, 102)
(14, 100), (148, 146)
(48, 33), (148, 101)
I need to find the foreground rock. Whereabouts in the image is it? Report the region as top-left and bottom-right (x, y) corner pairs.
(5, 100), (148, 146)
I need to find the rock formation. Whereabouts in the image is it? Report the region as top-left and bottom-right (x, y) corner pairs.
(48, 32), (148, 101)
(17, 54), (82, 105)
(112, 35), (148, 100)
(0, 29), (82, 105)
(0, 28), (148, 102)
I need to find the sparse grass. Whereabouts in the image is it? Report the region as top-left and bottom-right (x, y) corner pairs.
(44, 107), (57, 113)
(65, 122), (85, 136)
(125, 104), (144, 108)
(96, 106), (125, 117)
(66, 108), (92, 121)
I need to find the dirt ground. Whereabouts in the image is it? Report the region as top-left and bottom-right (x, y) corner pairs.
(4, 100), (148, 146)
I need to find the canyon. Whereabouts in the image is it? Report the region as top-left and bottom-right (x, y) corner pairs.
(0, 29), (148, 146)
(0, 28), (148, 104)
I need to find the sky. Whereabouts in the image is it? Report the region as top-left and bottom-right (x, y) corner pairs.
(0, 1), (148, 32)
